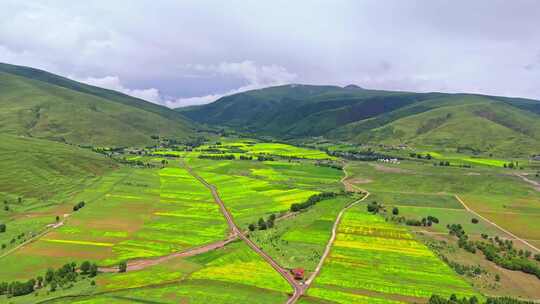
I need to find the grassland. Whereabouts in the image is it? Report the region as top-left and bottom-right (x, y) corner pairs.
(305, 205), (479, 303)
(0, 64), (194, 147)
(0, 134), (115, 254)
(346, 161), (540, 244)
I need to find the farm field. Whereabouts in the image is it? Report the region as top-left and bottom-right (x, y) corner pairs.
(196, 139), (335, 160)
(0, 166), (228, 281)
(416, 151), (511, 167)
(250, 195), (356, 273)
(2, 241), (292, 304)
(305, 205), (479, 303)
(346, 160), (540, 244)
(2, 137), (539, 303)
(184, 157), (343, 227)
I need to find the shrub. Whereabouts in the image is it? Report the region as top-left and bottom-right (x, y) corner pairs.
(119, 261), (127, 273)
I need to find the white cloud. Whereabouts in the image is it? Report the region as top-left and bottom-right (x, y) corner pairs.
(71, 75), (165, 104)
(70, 61), (296, 108)
(170, 61), (297, 107)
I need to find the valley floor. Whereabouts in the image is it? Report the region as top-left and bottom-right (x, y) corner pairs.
(1, 139), (539, 303)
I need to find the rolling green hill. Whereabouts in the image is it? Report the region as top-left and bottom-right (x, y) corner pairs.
(0, 63), (196, 147)
(181, 84), (540, 156)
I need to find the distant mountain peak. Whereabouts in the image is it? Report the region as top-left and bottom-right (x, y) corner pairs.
(344, 84), (363, 89)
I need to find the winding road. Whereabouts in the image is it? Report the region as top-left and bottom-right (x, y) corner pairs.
(95, 161), (368, 303)
(182, 162), (304, 303)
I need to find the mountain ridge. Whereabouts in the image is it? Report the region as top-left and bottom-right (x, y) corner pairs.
(0, 63), (196, 146)
(180, 84), (540, 156)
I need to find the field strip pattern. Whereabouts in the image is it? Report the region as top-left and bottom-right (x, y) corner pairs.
(183, 162), (302, 303)
(304, 203), (479, 303)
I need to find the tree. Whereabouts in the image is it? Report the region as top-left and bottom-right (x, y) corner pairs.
(471, 218), (479, 224)
(248, 223), (256, 231)
(50, 281), (57, 292)
(258, 218), (267, 230)
(89, 263), (98, 277)
(3, 205), (8, 211)
(80, 261), (91, 274)
(392, 207), (399, 215)
(56, 216), (60, 222)
(0, 223), (5, 233)
(119, 261), (127, 273)
(45, 268), (55, 283)
(495, 274), (500, 282)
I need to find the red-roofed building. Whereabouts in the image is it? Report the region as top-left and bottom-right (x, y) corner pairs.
(291, 268), (304, 280)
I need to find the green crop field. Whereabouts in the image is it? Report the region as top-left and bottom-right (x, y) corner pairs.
(1, 242), (291, 304)
(0, 166), (228, 281)
(306, 205), (479, 303)
(251, 195), (356, 273)
(368, 191), (463, 209)
(184, 157), (343, 226)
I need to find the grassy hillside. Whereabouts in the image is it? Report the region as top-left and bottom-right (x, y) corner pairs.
(0, 134), (115, 253)
(0, 63), (195, 146)
(181, 84), (540, 156)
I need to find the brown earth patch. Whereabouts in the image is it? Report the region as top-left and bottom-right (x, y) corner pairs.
(19, 240), (113, 260)
(348, 178), (372, 184)
(371, 163), (411, 174)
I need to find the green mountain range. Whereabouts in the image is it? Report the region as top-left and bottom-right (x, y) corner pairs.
(0, 63), (195, 147)
(181, 84), (540, 156)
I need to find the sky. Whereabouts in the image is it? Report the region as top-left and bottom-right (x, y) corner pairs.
(1, 1), (539, 107)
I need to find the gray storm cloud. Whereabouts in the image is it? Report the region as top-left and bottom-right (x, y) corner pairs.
(1, 0), (539, 107)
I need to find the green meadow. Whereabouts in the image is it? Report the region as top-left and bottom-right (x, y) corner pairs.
(346, 160), (540, 243)
(0, 135), (115, 253)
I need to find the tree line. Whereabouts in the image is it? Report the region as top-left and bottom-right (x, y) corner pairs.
(290, 192), (338, 212)
(0, 260), (98, 298)
(447, 225), (540, 280)
(428, 294), (534, 304)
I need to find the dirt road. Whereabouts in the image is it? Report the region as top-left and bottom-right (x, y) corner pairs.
(514, 173), (540, 192)
(99, 236), (237, 272)
(183, 163), (303, 303)
(304, 193), (369, 287)
(298, 165), (370, 300)
(455, 194), (539, 253)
